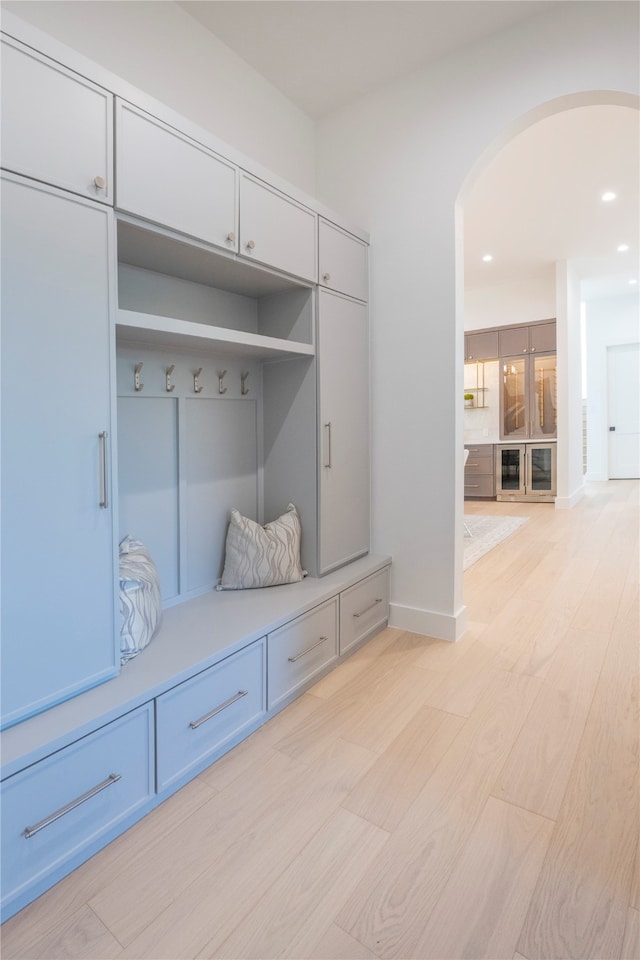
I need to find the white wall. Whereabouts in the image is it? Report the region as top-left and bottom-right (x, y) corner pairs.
(315, 1), (639, 639)
(465, 272), (556, 330)
(555, 261), (585, 507)
(585, 293), (640, 481)
(0, 0), (316, 194)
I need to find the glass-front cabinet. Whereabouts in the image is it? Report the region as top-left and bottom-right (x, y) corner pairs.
(496, 443), (557, 502)
(501, 353), (557, 440)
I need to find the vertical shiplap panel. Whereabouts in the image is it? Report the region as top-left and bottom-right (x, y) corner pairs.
(117, 397), (180, 600)
(184, 398), (258, 593)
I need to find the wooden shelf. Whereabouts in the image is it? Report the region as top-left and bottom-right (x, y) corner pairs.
(116, 309), (315, 361)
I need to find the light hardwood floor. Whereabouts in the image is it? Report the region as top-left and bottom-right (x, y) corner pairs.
(2, 480), (638, 960)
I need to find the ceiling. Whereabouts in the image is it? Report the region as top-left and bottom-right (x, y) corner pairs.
(179, 1), (639, 301)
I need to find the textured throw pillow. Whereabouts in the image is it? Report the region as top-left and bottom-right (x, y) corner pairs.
(218, 503), (306, 590)
(119, 536), (162, 664)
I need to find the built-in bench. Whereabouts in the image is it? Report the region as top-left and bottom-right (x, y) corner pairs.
(1, 554), (390, 920)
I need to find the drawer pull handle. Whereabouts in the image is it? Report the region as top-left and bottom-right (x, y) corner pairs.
(288, 636), (328, 663)
(353, 598), (383, 619)
(466, 462), (480, 468)
(189, 690), (248, 729)
(465, 483), (480, 488)
(22, 773), (121, 839)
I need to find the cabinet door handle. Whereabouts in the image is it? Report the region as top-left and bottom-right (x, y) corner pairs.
(94, 175), (106, 190)
(22, 773), (121, 839)
(467, 462), (479, 467)
(245, 240), (255, 251)
(288, 636), (328, 663)
(189, 690), (248, 729)
(226, 231), (236, 243)
(324, 422), (332, 468)
(353, 598), (383, 618)
(98, 431), (109, 508)
(465, 483), (480, 488)
(322, 272), (331, 282)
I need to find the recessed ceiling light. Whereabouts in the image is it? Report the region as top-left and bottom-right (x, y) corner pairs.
(617, 244), (630, 252)
(482, 254), (493, 262)
(601, 191), (617, 202)
(629, 279), (638, 285)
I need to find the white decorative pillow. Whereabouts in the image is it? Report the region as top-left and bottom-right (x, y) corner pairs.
(218, 503), (306, 590)
(119, 536), (162, 664)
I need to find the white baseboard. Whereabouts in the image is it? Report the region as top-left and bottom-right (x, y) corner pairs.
(555, 484), (586, 509)
(389, 601), (468, 642)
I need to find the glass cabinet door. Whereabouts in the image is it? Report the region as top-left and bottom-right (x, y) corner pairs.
(531, 354), (557, 437)
(501, 358), (527, 438)
(527, 444), (557, 495)
(497, 446), (525, 495)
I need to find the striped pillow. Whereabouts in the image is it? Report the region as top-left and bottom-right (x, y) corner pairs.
(218, 503), (306, 590)
(119, 536), (162, 663)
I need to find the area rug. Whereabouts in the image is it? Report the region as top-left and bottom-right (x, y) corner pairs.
(463, 515), (529, 570)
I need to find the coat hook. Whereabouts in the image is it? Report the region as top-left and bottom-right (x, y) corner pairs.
(240, 371), (250, 396)
(165, 364), (175, 393)
(193, 367), (203, 394)
(134, 362), (144, 392)
(218, 369), (228, 395)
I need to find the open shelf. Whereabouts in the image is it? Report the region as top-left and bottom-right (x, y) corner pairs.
(116, 309), (315, 360)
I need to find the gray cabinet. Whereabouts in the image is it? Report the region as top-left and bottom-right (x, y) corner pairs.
(1, 36), (113, 204)
(464, 444), (495, 499)
(318, 289), (370, 573)
(501, 353), (557, 440)
(464, 330), (498, 361)
(1, 174), (118, 729)
(499, 320), (556, 357)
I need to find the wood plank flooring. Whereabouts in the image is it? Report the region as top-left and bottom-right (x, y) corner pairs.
(2, 479), (638, 960)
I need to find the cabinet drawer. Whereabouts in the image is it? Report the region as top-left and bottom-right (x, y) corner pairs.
(268, 598), (338, 710)
(115, 101), (238, 252)
(465, 444), (493, 458)
(1, 704), (154, 917)
(464, 455), (494, 478)
(319, 219), (368, 301)
(1, 37), (113, 204)
(156, 639), (266, 792)
(464, 475), (495, 498)
(239, 174), (317, 282)
(339, 567), (390, 656)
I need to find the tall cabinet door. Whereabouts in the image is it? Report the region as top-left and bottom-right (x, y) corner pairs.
(1, 174), (118, 729)
(318, 289), (370, 574)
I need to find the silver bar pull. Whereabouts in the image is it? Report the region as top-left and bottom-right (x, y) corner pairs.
(324, 422), (332, 468)
(288, 636), (328, 663)
(353, 598), (383, 619)
(98, 431), (108, 508)
(189, 690), (248, 730)
(22, 773), (121, 839)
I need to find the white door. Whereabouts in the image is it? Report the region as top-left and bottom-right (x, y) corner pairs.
(318, 289), (370, 573)
(607, 343), (640, 479)
(1, 175), (118, 728)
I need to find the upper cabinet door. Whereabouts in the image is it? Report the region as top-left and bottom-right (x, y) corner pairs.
(465, 330), (498, 361)
(239, 174), (317, 282)
(1, 37), (113, 203)
(115, 101), (238, 252)
(529, 321), (556, 354)
(318, 219), (368, 302)
(499, 326), (530, 357)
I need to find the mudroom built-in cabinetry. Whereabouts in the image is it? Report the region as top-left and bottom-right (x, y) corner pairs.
(0, 18), (390, 922)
